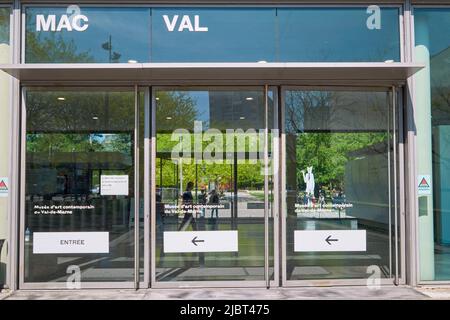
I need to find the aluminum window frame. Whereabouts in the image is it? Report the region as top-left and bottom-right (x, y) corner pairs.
(411, 3), (450, 286)
(18, 85), (140, 290)
(20, 3), (404, 65)
(150, 84), (279, 289)
(6, 1), (415, 290)
(0, 2), (13, 290)
(279, 84), (406, 287)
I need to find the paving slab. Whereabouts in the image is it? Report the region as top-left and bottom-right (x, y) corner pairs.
(415, 287), (450, 300)
(2, 286), (429, 300)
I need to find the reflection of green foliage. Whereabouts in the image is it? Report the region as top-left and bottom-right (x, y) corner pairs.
(27, 133), (102, 153)
(25, 12), (93, 62)
(26, 32), (94, 63)
(296, 132), (387, 189)
(0, 8), (9, 45)
(156, 92), (198, 130)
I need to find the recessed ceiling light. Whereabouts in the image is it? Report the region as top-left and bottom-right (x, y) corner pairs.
(166, 116), (172, 120)
(240, 116), (245, 120)
(92, 116), (99, 120)
(246, 97), (254, 101)
(57, 97), (65, 101)
(128, 60), (138, 63)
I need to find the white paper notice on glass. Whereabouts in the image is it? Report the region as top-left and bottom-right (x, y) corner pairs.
(100, 175), (129, 196)
(33, 232), (109, 254)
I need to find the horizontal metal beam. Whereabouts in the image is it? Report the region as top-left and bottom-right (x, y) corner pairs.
(0, 62), (424, 85)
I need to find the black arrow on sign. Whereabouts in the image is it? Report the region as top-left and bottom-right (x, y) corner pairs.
(191, 236), (205, 246)
(325, 235), (339, 245)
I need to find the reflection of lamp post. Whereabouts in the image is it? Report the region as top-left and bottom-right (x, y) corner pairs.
(101, 35), (121, 63)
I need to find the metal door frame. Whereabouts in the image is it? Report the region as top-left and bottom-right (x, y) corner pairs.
(18, 85), (139, 290)
(147, 85), (279, 289)
(279, 85), (406, 287)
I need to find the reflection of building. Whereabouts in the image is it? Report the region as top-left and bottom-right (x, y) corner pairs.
(345, 141), (390, 226)
(430, 47), (450, 245)
(26, 151), (132, 196)
(209, 91), (265, 130)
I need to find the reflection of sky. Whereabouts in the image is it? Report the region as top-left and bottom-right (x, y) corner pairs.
(91, 133), (105, 143)
(189, 91), (210, 124)
(278, 8), (400, 62)
(26, 6), (401, 63)
(415, 9), (450, 57)
(151, 8), (276, 62)
(26, 7), (151, 62)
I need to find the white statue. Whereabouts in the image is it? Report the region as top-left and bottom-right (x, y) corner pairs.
(302, 166), (315, 196)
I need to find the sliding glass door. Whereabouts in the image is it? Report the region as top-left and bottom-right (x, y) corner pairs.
(151, 87), (277, 286)
(282, 87), (401, 285)
(21, 88), (141, 287)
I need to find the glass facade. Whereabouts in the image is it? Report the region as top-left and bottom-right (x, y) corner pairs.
(2, 2), (450, 289)
(24, 88), (138, 283)
(0, 6), (10, 287)
(415, 8), (450, 282)
(25, 6), (401, 63)
(284, 88), (398, 280)
(154, 87), (275, 282)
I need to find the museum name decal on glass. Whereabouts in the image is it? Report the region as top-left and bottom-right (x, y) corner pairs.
(33, 204), (95, 215)
(34, 5), (383, 33)
(35, 6), (208, 32)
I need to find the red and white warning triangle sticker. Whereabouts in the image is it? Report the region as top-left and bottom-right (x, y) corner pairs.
(418, 175), (432, 195)
(418, 177), (430, 188)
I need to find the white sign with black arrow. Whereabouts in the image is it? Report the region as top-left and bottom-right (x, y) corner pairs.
(164, 230), (238, 253)
(294, 230), (366, 252)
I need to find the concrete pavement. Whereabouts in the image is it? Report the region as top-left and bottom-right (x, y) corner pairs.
(0, 285), (436, 300)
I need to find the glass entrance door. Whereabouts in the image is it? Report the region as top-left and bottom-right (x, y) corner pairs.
(282, 87), (401, 285)
(150, 87), (277, 286)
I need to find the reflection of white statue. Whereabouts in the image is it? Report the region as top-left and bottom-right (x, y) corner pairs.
(302, 166), (315, 196)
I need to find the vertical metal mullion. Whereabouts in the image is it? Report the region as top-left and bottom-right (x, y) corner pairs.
(264, 85), (269, 289)
(17, 87), (26, 290)
(388, 90), (392, 280)
(398, 87), (407, 284)
(150, 87), (156, 286)
(280, 88), (287, 286)
(133, 85), (140, 289)
(143, 87), (150, 287)
(7, 0), (22, 292)
(393, 85), (399, 285)
(272, 87), (280, 287)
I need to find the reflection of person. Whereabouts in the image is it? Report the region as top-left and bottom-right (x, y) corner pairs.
(198, 188), (207, 218)
(178, 182), (197, 231)
(319, 189), (325, 209)
(156, 193), (165, 230)
(209, 189), (219, 219)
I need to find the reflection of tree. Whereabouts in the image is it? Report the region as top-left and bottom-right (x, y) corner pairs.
(156, 92), (198, 130)
(296, 132), (387, 190)
(26, 91), (135, 155)
(430, 65), (450, 171)
(285, 90), (389, 191)
(25, 13), (94, 63)
(26, 31), (94, 63)
(155, 92), (267, 191)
